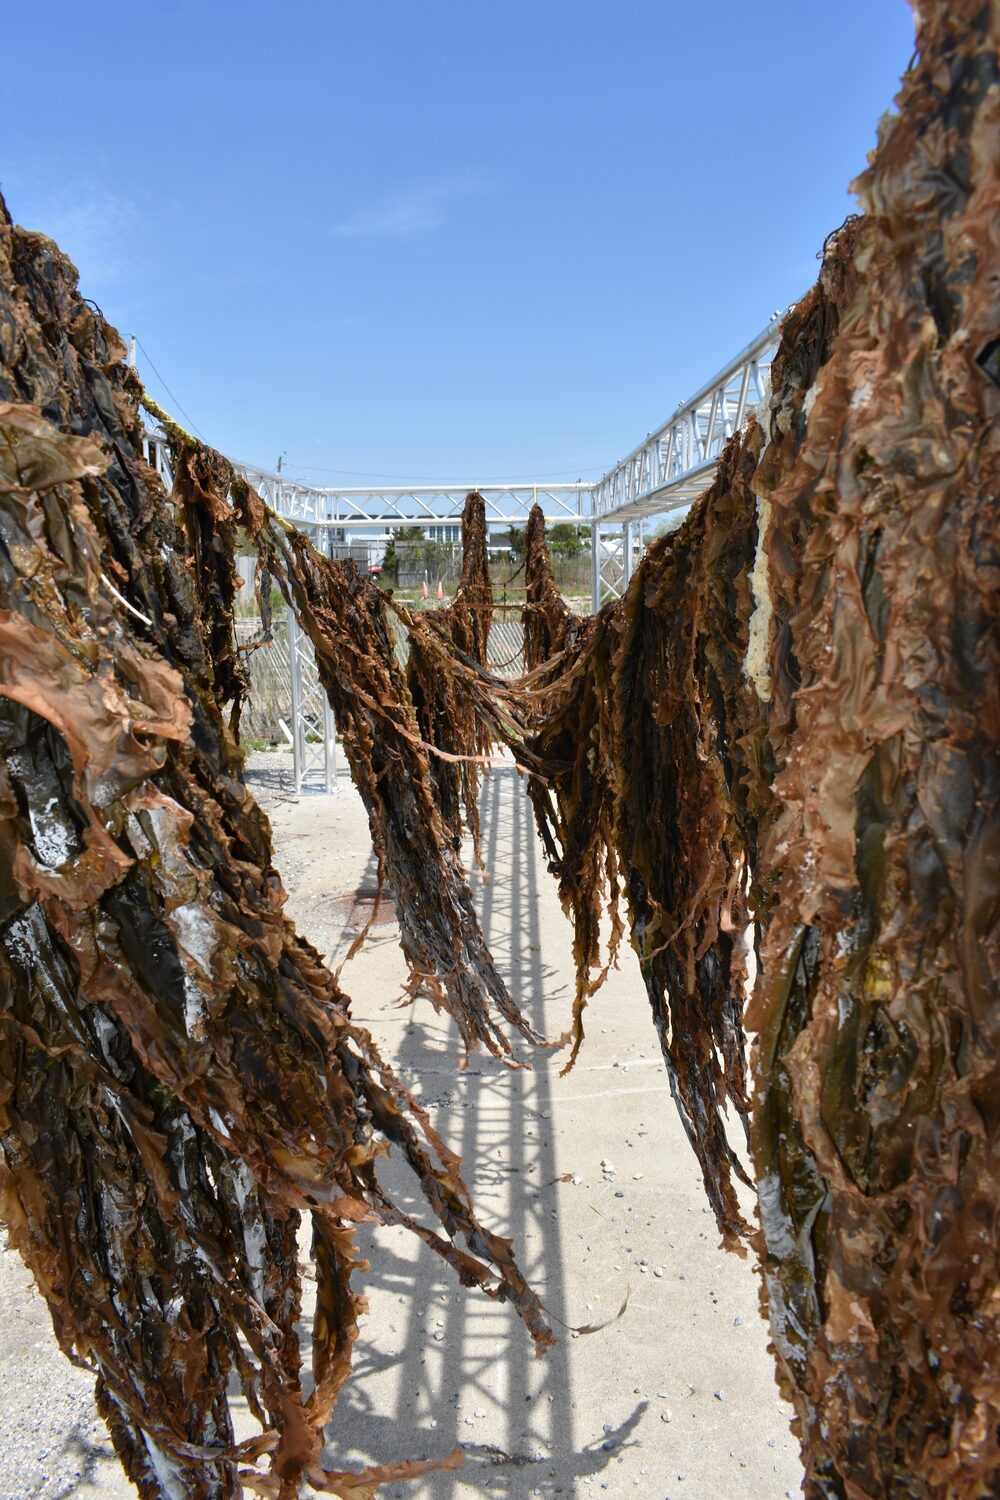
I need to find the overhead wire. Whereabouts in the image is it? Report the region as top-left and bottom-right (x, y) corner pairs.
(129, 346), (607, 483)
(135, 338), (207, 442)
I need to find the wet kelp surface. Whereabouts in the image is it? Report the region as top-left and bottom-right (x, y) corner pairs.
(239, 499), (539, 1066)
(518, 2), (1000, 1490)
(745, 4), (1000, 1491)
(1, 1), (999, 1497)
(0, 214), (551, 1500)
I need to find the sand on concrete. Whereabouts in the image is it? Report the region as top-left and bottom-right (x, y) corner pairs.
(0, 750), (803, 1500)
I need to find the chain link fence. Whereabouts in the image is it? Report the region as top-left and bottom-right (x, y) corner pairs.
(235, 607), (527, 746)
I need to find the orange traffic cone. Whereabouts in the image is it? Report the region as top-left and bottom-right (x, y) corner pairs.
(436, 580), (444, 600)
(422, 580), (428, 599)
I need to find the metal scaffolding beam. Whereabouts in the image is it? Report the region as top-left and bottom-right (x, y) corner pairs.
(589, 317), (782, 525)
(139, 306), (787, 708)
(587, 316), (781, 606)
(286, 608), (338, 795)
(220, 465), (591, 531)
(140, 434), (588, 530)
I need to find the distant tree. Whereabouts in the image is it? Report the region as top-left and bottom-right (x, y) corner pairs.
(382, 526), (429, 581)
(547, 524), (587, 557)
(647, 511), (688, 541)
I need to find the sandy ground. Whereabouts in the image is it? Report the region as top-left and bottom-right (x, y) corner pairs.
(0, 751), (803, 1499)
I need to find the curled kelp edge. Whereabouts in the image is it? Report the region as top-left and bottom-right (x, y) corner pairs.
(0, 208), (550, 1500)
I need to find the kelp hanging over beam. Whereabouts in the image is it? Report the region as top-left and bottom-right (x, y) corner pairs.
(403, 489), (499, 863)
(516, 2), (1000, 1492)
(1, 0), (999, 1495)
(235, 497), (540, 1063)
(519, 429), (764, 1245)
(0, 209), (551, 1500)
(746, 3), (1000, 1490)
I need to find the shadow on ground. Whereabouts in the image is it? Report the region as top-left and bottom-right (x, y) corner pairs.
(243, 759), (635, 1497)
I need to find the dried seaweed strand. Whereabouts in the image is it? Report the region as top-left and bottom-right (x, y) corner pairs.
(518, 465), (759, 1243)
(232, 492), (542, 1063)
(405, 491), (497, 865)
(3, 2), (1000, 1491)
(0, 207), (550, 1500)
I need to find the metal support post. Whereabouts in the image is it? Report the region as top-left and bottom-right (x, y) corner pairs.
(323, 696), (337, 795)
(287, 606), (305, 794)
(591, 523), (601, 613)
(591, 524), (628, 610)
(287, 605), (339, 796)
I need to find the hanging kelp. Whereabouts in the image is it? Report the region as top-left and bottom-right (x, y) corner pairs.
(234, 486), (541, 1061)
(449, 489), (494, 668)
(404, 491), (497, 862)
(517, 526), (620, 1073)
(518, 434), (765, 1244)
(742, 2), (1000, 1491)
(0, 207), (550, 1500)
(603, 424), (769, 1245)
(522, 502), (583, 672)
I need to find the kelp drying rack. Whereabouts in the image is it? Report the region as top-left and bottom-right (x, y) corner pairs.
(139, 318), (782, 790)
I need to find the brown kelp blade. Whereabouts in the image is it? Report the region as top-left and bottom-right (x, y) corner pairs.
(4, 2), (1000, 1492)
(0, 203), (549, 1500)
(234, 482), (544, 1065)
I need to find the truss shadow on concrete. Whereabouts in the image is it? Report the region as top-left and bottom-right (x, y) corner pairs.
(245, 752), (804, 1500)
(310, 766), (637, 1497)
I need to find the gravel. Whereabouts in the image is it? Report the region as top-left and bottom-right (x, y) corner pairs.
(0, 1235), (133, 1499)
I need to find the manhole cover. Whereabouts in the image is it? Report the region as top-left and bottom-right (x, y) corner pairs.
(325, 887), (398, 929)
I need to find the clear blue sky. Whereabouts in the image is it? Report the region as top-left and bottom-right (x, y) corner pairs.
(4, 1), (914, 485)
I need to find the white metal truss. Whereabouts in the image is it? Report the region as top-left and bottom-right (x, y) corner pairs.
(588, 315), (782, 606)
(137, 304), (787, 768)
(230, 465), (592, 531)
(286, 610), (339, 795)
(589, 317), (781, 524)
(141, 432), (588, 530)
(590, 518), (647, 610)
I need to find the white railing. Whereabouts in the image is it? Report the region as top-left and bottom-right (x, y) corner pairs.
(589, 316), (782, 524)
(233, 468), (591, 531)
(138, 304), (788, 623)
